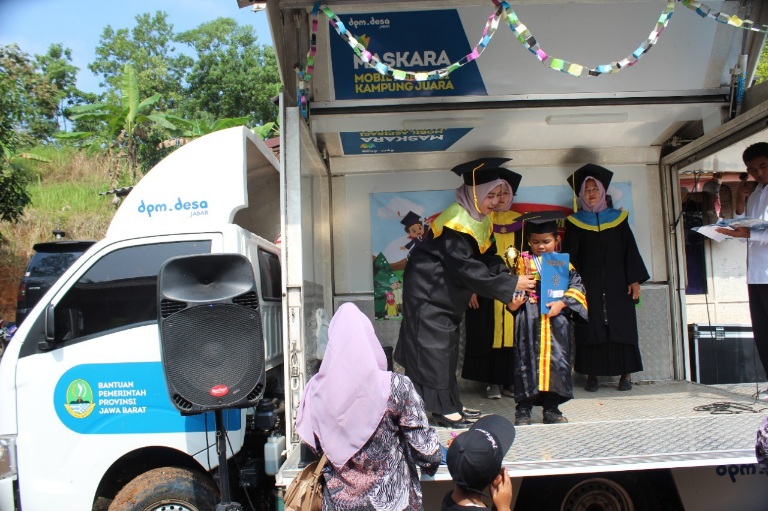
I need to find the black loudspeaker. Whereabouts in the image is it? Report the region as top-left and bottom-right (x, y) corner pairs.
(158, 254), (265, 414)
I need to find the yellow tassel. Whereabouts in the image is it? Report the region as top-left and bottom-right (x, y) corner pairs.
(573, 196), (578, 213)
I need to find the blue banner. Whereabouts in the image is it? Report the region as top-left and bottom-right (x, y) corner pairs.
(329, 10), (487, 100)
(54, 362), (241, 434)
(341, 128), (472, 155)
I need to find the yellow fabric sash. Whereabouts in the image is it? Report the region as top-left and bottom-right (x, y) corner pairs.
(493, 301), (515, 348)
(431, 202), (493, 254)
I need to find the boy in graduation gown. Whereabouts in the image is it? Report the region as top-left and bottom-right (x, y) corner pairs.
(509, 214), (588, 425)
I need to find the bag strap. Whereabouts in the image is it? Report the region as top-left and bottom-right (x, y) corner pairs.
(313, 454), (328, 477)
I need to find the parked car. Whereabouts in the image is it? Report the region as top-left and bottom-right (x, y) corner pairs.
(15, 240), (95, 325)
(0, 320), (14, 359)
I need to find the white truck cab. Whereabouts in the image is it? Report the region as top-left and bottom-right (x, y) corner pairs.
(0, 127), (284, 511)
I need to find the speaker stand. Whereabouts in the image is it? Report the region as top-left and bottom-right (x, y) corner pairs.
(215, 409), (243, 511)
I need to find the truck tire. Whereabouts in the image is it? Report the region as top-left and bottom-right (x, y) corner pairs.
(108, 467), (218, 511)
(561, 477), (634, 511)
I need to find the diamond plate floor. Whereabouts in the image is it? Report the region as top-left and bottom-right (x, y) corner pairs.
(438, 380), (768, 477)
(279, 380), (768, 482)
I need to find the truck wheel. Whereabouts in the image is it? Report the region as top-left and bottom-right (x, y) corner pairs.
(108, 467), (218, 511)
(561, 477), (634, 511)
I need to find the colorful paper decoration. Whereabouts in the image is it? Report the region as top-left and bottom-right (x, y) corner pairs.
(301, 0), (766, 88)
(321, 4), (505, 81)
(495, 0), (674, 76)
(682, 0), (768, 32)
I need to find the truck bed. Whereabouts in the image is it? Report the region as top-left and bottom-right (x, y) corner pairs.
(278, 380), (768, 483)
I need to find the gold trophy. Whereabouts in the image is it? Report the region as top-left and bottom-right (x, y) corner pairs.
(504, 245), (537, 302)
(503, 245), (518, 271)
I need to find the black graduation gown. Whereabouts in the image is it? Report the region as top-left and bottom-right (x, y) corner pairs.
(394, 227), (519, 414)
(462, 211), (524, 386)
(562, 210), (650, 376)
(513, 262), (588, 404)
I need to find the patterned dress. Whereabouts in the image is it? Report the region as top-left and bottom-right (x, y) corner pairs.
(319, 373), (442, 511)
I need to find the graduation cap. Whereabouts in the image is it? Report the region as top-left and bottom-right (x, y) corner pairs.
(567, 164), (614, 212)
(497, 168), (523, 195)
(400, 211), (422, 227)
(451, 157), (512, 186)
(517, 210), (567, 236)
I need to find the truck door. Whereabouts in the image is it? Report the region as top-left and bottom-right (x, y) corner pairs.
(662, 99), (768, 381)
(14, 235), (219, 511)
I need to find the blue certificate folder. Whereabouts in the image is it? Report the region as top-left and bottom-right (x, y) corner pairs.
(539, 252), (570, 315)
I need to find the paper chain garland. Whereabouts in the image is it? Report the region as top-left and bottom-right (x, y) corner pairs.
(300, 0), (766, 85)
(682, 0), (768, 32)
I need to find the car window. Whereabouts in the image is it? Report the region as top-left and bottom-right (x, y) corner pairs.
(257, 249), (281, 301)
(28, 252), (82, 277)
(54, 240), (211, 342)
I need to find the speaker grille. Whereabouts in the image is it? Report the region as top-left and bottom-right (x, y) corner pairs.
(160, 303), (264, 410)
(160, 299), (187, 318)
(232, 291), (259, 310)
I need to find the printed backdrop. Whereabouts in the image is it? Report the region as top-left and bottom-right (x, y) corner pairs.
(369, 182), (636, 321)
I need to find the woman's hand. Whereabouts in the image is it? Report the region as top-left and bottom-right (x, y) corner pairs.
(468, 293), (479, 309)
(627, 282), (641, 300)
(490, 468), (513, 511)
(545, 300), (566, 317)
(515, 275), (536, 291)
(507, 293), (527, 312)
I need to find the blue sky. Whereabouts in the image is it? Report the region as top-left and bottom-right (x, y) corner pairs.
(0, 0), (271, 94)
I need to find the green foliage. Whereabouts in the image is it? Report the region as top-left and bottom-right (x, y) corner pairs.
(176, 18), (280, 126)
(0, 44), (57, 223)
(0, 44), (59, 144)
(89, 11), (193, 109)
(62, 63), (179, 184)
(755, 42), (768, 85)
(34, 44), (84, 131)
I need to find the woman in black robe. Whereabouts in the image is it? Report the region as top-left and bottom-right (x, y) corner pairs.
(394, 158), (535, 428)
(561, 164), (650, 392)
(461, 169), (523, 399)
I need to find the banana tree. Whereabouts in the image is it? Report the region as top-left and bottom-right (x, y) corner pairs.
(158, 115), (249, 149)
(57, 63), (177, 185)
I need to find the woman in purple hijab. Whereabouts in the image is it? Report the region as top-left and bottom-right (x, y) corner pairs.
(295, 303), (441, 511)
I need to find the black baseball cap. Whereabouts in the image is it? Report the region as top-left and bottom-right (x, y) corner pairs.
(446, 415), (515, 492)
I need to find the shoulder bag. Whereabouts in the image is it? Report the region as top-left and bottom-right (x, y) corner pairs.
(283, 454), (328, 511)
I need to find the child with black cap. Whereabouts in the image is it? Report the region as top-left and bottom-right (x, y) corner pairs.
(443, 414), (516, 511)
(509, 213), (589, 425)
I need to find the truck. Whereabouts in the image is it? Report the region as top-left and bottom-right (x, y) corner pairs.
(265, 0), (768, 510)
(3, 0), (768, 510)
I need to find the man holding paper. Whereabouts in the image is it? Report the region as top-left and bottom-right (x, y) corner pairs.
(716, 142), (768, 373)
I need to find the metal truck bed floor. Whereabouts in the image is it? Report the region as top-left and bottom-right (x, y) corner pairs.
(278, 380), (768, 484)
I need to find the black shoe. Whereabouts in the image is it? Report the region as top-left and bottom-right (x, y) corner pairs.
(515, 408), (532, 426)
(432, 413), (473, 429)
(543, 408), (568, 424)
(462, 407), (482, 419)
(618, 377), (632, 391)
(585, 377), (599, 392)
